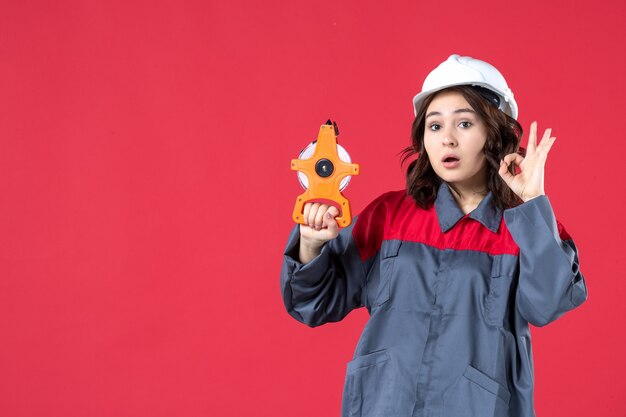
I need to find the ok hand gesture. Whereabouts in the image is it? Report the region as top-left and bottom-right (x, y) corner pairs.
(498, 121), (556, 202)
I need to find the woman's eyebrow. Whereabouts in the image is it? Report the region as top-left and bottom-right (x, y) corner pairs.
(425, 108), (476, 119)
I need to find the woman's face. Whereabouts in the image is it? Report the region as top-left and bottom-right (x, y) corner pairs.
(423, 90), (488, 189)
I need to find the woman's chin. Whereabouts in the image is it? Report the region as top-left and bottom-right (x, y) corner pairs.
(435, 171), (465, 184)
(433, 165), (486, 189)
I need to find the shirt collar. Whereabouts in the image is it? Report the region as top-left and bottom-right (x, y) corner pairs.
(434, 182), (503, 233)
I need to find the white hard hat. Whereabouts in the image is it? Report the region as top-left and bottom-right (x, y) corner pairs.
(412, 54), (518, 119)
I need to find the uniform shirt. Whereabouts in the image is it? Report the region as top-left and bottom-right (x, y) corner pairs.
(280, 183), (588, 417)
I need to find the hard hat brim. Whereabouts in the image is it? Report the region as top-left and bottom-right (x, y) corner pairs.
(412, 82), (518, 120)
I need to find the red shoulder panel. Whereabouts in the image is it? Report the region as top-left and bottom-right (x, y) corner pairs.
(353, 191), (520, 261)
(352, 191), (402, 261)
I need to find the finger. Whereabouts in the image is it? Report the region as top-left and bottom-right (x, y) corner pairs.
(503, 153), (524, 167)
(307, 203), (320, 227)
(527, 121), (538, 154)
(314, 204), (330, 230)
(537, 128), (552, 152)
(303, 203), (312, 226)
(539, 136), (557, 159)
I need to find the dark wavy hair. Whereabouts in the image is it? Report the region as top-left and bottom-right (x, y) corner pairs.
(401, 85), (524, 210)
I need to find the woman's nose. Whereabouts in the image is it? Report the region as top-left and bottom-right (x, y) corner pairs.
(442, 129), (457, 147)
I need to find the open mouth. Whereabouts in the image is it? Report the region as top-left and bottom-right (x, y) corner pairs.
(442, 155), (460, 168)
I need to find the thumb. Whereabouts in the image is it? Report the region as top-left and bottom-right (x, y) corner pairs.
(327, 206), (340, 218)
(323, 207), (340, 238)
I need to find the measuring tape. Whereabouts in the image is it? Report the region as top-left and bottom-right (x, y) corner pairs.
(291, 120), (360, 227)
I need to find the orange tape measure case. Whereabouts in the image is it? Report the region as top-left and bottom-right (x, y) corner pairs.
(291, 120), (360, 227)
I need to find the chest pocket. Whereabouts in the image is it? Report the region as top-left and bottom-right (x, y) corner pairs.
(373, 240), (402, 307)
(485, 256), (516, 327)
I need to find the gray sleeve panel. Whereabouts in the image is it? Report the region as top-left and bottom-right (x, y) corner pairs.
(504, 195), (588, 327)
(280, 221), (368, 328)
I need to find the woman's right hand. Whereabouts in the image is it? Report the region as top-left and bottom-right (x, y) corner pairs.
(298, 203), (340, 263)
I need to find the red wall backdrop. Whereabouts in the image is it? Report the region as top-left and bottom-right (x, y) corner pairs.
(0, 1), (623, 416)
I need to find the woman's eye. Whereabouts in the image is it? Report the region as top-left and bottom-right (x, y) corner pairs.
(459, 121), (472, 128)
(429, 123), (441, 131)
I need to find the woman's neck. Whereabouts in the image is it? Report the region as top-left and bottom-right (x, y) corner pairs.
(447, 182), (489, 215)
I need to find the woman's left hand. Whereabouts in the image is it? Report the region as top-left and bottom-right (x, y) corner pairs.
(498, 121), (556, 202)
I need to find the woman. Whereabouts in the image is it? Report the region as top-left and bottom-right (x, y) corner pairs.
(280, 54), (587, 417)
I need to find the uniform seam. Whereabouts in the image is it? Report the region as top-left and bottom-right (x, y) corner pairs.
(381, 237), (519, 257)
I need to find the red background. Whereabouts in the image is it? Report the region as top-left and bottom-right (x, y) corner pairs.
(0, 1), (623, 416)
